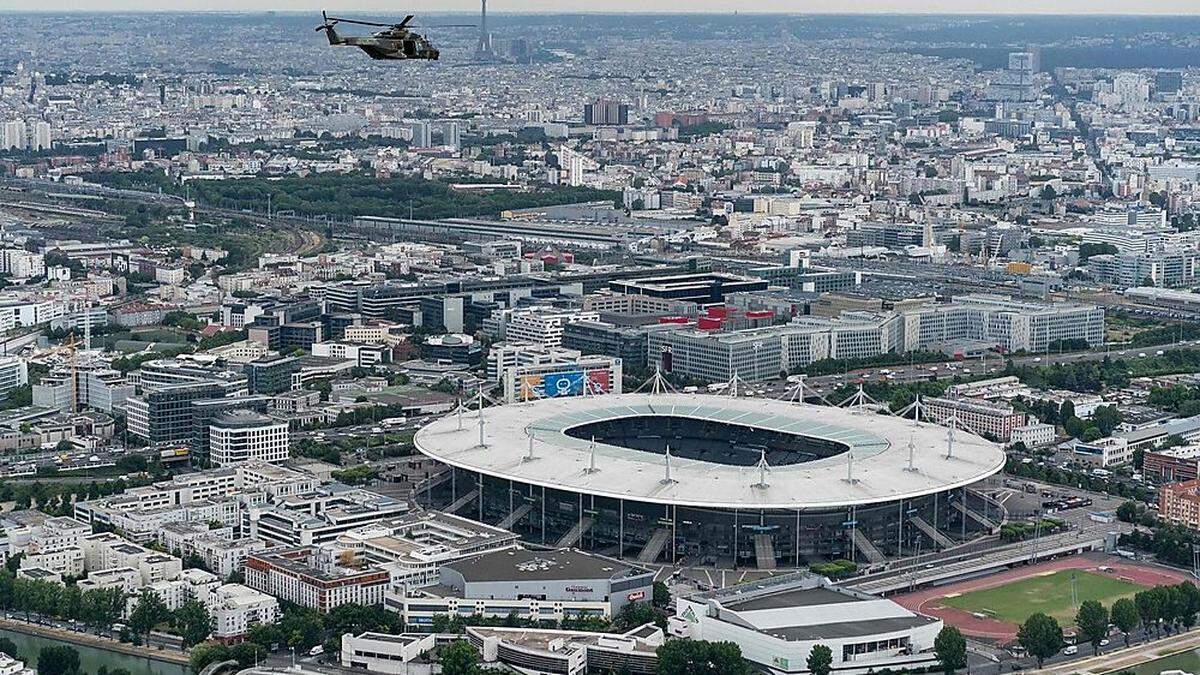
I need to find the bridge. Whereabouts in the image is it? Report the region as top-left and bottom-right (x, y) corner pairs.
(845, 531), (1107, 596)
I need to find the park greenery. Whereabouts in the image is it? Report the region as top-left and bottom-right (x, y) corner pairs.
(998, 517), (1065, 542)
(86, 168), (621, 221)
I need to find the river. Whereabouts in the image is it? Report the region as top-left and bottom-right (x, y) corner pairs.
(0, 628), (187, 675)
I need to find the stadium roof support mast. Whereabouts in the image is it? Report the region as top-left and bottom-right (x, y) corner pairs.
(726, 371), (749, 398)
(894, 394), (927, 425)
(905, 434), (918, 472)
(945, 415), (957, 460)
(838, 382), (882, 412)
(753, 448), (770, 489)
(780, 374), (835, 407)
(635, 367), (676, 396)
(476, 387), (487, 448)
(661, 445), (676, 484)
(844, 449), (858, 484)
(585, 436), (599, 474)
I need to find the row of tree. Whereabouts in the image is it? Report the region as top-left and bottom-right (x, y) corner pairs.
(1016, 583), (1200, 668)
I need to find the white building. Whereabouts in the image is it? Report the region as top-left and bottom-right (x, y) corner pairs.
(501, 356), (623, 404)
(670, 573), (942, 675)
(209, 410), (289, 466)
(341, 633), (435, 673)
(501, 308), (600, 349)
(486, 342), (580, 382)
(1011, 423), (1056, 449)
(210, 583), (280, 639)
(0, 356), (28, 397)
(0, 250), (45, 280)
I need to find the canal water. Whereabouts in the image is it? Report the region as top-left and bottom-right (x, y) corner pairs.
(1124, 646), (1200, 675)
(0, 628), (187, 675)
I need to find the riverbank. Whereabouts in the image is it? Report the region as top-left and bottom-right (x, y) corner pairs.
(0, 616), (189, 666)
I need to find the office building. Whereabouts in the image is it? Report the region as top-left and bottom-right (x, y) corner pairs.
(209, 410), (289, 466)
(244, 355), (299, 395)
(583, 99), (629, 126)
(562, 320), (652, 369)
(903, 294), (1105, 354)
(125, 382), (225, 444)
(501, 355), (622, 403)
(609, 273), (768, 305)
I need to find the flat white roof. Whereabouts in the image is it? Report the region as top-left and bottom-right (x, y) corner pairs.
(414, 393), (1004, 510)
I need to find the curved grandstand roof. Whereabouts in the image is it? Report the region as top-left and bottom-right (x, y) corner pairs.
(414, 393), (1006, 510)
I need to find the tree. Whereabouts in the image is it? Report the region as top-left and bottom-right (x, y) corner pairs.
(1136, 588), (1163, 636)
(174, 599), (213, 648)
(614, 600), (660, 631)
(1177, 582), (1200, 628)
(440, 639), (479, 675)
(1111, 597), (1139, 646)
(657, 639), (749, 675)
(934, 626), (967, 674)
(37, 645), (81, 675)
(229, 642), (264, 668)
(1076, 600), (1109, 654)
(0, 637), (18, 660)
(806, 644), (834, 675)
(652, 581), (671, 609)
(189, 641), (231, 674)
(129, 590), (170, 642)
(1018, 612), (1064, 668)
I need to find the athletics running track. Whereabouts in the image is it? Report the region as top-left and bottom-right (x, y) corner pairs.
(891, 552), (1193, 644)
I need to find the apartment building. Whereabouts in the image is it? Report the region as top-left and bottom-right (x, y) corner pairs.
(245, 546), (389, 613)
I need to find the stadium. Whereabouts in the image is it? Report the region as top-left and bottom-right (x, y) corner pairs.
(413, 392), (1007, 569)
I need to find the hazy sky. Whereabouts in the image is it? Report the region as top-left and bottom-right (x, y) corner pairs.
(1, 0), (1199, 14)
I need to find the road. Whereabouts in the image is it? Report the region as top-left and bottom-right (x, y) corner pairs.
(1028, 625), (1200, 675)
(0, 611), (186, 663)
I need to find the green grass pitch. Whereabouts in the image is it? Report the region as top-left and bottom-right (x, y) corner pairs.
(940, 569), (1144, 626)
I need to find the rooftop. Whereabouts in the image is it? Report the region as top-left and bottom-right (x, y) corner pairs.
(415, 392), (1005, 509)
(445, 548), (647, 584)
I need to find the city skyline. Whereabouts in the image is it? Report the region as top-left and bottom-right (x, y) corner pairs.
(2, 1), (1200, 14)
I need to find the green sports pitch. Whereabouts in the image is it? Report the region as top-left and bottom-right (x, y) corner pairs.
(940, 569), (1144, 626)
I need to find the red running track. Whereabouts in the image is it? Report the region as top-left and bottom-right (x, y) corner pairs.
(890, 552), (1194, 644)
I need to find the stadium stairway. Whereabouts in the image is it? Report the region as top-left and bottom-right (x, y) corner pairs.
(446, 488), (480, 514)
(908, 515), (955, 549)
(637, 527), (672, 563)
(497, 503), (533, 530)
(753, 534), (777, 570)
(953, 501), (998, 531)
(851, 529), (886, 564)
(555, 517), (594, 549)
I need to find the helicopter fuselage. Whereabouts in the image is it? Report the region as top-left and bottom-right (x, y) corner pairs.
(320, 23), (439, 60)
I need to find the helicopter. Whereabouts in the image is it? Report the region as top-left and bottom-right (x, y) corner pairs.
(315, 12), (471, 60)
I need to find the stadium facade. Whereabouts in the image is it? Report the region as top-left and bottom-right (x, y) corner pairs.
(413, 393), (1005, 568)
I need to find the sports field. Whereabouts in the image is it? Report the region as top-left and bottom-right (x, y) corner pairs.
(940, 569), (1143, 626)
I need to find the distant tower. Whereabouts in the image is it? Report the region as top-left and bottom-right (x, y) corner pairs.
(475, 0), (496, 61)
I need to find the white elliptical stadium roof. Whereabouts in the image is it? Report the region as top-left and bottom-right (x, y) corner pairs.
(414, 392), (1005, 510)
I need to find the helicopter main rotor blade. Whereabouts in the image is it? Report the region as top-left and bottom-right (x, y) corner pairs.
(323, 15), (396, 28)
